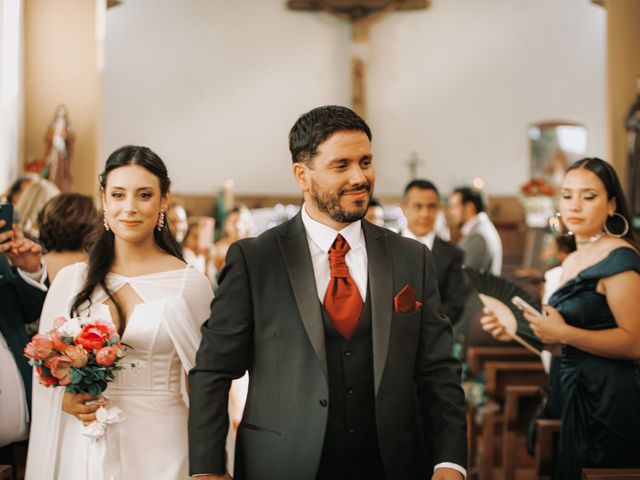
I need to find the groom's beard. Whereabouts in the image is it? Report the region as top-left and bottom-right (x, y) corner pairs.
(310, 179), (372, 224)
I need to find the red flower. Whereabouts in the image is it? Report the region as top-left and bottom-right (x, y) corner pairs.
(36, 366), (59, 387)
(76, 323), (112, 351)
(95, 346), (117, 367)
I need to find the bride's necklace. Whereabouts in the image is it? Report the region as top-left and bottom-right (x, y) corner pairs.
(575, 232), (605, 245)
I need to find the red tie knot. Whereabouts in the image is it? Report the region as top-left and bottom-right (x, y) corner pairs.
(329, 234), (350, 278)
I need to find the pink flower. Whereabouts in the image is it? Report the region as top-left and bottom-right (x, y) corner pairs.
(50, 331), (70, 352)
(24, 342), (37, 360)
(76, 323), (111, 351)
(45, 355), (73, 385)
(36, 366), (58, 387)
(64, 344), (89, 368)
(111, 342), (125, 358)
(31, 334), (54, 359)
(95, 346), (117, 367)
(52, 316), (68, 329)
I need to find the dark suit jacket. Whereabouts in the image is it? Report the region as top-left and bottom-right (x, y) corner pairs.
(189, 215), (467, 480)
(430, 237), (466, 326)
(0, 256), (47, 408)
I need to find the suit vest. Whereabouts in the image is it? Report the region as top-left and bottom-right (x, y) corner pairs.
(315, 291), (387, 480)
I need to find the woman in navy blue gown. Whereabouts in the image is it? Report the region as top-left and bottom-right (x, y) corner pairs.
(523, 158), (640, 479)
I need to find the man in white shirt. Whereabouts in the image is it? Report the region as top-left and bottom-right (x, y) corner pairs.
(447, 187), (503, 276)
(401, 180), (466, 326)
(189, 105), (467, 480)
(0, 221), (48, 477)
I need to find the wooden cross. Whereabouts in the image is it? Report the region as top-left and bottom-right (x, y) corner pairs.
(287, 0), (429, 118)
(405, 150), (423, 180)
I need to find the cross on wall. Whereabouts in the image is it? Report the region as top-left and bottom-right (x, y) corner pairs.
(287, 0), (430, 119)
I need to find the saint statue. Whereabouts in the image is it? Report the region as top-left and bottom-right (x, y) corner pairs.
(43, 105), (74, 192)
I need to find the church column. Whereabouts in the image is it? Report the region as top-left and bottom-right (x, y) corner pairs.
(23, 0), (106, 195)
(604, 0), (640, 189)
(0, 0), (24, 190)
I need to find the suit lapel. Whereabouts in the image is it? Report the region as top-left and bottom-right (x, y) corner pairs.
(363, 221), (393, 394)
(278, 213), (328, 380)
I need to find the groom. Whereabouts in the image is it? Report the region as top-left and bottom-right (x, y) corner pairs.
(189, 106), (467, 480)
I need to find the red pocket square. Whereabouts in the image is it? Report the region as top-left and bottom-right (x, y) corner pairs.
(394, 284), (423, 314)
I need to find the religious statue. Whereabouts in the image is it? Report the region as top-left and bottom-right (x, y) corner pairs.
(625, 78), (640, 220)
(43, 104), (74, 192)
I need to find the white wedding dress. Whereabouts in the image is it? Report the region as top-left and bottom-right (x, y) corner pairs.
(25, 262), (215, 480)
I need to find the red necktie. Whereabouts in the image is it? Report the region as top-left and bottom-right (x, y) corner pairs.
(324, 234), (363, 340)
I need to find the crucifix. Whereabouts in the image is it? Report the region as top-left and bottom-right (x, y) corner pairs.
(287, 0), (429, 119)
(405, 150), (423, 180)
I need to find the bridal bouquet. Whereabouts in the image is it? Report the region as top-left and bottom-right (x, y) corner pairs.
(24, 316), (126, 396)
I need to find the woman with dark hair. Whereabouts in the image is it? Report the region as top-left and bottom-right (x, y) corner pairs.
(38, 193), (97, 282)
(483, 158), (640, 478)
(26, 146), (216, 479)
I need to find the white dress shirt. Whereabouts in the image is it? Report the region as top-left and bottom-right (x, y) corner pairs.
(301, 205), (368, 301)
(302, 205), (466, 480)
(402, 229), (436, 250)
(17, 262), (48, 291)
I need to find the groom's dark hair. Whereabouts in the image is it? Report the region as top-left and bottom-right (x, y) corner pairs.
(289, 105), (372, 166)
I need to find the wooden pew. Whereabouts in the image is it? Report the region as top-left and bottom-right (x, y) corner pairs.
(467, 346), (538, 374)
(0, 465), (12, 480)
(480, 361), (547, 480)
(581, 469), (640, 480)
(501, 385), (542, 480)
(465, 347), (540, 477)
(535, 419), (561, 480)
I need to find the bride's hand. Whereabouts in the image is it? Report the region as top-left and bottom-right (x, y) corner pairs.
(61, 392), (109, 425)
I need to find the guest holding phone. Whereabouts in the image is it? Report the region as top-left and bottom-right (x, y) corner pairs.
(0, 211), (48, 479)
(482, 158), (640, 479)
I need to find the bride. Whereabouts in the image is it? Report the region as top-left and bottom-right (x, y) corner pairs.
(26, 146), (215, 479)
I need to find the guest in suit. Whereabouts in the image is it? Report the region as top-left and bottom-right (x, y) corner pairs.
(448, 187), (502, 275)
(400, 180), (466, 326)
(364, 196), (385, 227)
(189, 105), (467, 480)
(0, 221), (48, 479)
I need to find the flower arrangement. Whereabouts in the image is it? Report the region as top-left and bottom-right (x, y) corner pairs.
(520, 177), (555, 197)
(519, 178), (557, 228)
(24, 316), (126, 396)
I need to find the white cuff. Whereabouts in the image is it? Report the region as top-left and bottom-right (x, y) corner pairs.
(17, 263), (48, 292)
(434, 462), (467, 479)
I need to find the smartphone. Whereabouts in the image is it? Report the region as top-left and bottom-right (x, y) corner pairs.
(511, 295), (545, 319)
(0, 203), (13, 244)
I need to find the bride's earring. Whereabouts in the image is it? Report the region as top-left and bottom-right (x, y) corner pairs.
(103, 211), (110, 232)
(157, 212), (165, 231)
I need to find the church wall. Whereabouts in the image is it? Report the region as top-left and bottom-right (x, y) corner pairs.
(104, 0), (605, 197)
(0, 0), (24, 191)
(23, 0), (104, 196)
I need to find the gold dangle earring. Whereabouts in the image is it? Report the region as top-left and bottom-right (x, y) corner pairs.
(157, 211), (165, 231)
(103, 211), (110, 231)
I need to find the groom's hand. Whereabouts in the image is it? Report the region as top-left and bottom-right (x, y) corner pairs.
(432, 468), (464, 480)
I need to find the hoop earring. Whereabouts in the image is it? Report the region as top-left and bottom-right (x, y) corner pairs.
(548, 212), (573, 236)
(157, 212), (165, 231)
(103, 211), (110, 232)
(604, 212), (630, 238)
